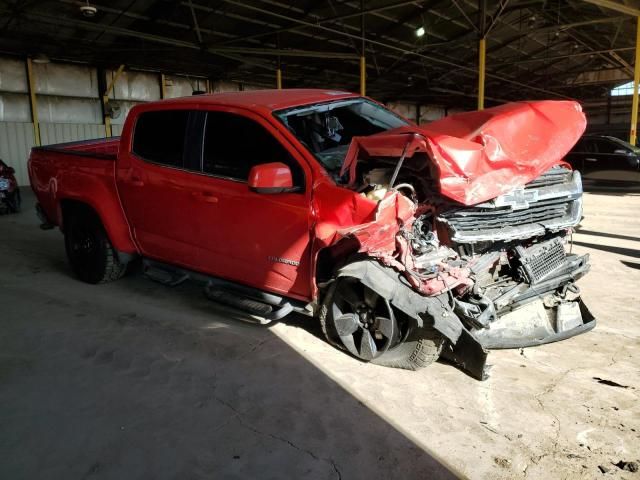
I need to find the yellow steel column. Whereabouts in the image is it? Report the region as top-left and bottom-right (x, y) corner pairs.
(477, 37), (486, 111)
(26, 58), (41, 146)
(103, 64), (125, 137)
(160, 73), (167, 99)
(276, 68), (282, 90)
(360, 56), (366, 96)
(630, 16), (640, 145)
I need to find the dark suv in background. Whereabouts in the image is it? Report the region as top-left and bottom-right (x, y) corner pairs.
(565, 134), (640, 188)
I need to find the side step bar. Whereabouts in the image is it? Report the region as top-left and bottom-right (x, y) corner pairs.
(204, 284), (294, 323)
(143, 263), (189, 286)
(142, 258), (302, 324)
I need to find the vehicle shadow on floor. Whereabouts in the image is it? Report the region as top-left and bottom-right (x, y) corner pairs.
(1, 194), (461, 480)
(575, 229), (639, 243)
(583, 184), (640, 196)
(621, 260), (640, 270)
(572, 240), (640, 259)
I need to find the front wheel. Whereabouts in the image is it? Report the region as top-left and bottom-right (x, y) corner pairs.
(319, 276), (445, 370)
(64, 210), (126, 284)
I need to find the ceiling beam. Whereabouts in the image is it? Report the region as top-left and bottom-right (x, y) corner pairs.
(214, 0), (569, 98)
(2, 9), (360, 60)
(582, 0), (640, 16)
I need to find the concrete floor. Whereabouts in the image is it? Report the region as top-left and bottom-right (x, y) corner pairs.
(1, 190), (638, 480)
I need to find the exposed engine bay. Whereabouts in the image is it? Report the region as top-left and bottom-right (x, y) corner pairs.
(332, 154), (594, 379)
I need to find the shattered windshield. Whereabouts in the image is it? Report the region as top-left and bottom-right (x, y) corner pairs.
(274, 98), (409, 181)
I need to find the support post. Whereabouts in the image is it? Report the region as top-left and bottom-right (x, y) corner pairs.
(359, 0), (366, 96)
(103, 64), (125, 137)
(478, 37), (486, 111)
(160, 73), (167, 99)
(360, 56), (366, 96)
(276, 34), (283, 90)
(477, 0), (487, 111)
(25, 58), (40, 146)
(630, 16), (640, 145)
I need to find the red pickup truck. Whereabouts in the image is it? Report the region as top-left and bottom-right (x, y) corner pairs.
(29, 89), (594, 379)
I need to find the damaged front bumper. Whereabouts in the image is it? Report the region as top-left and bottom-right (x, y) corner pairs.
(336, 254), (595, 381)
(472, 296), (595, 350)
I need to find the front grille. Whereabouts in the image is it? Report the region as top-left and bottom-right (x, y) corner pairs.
(524, 165), (572, 189)
(437, 167), (583, 243)
(516, 237), (566, 283)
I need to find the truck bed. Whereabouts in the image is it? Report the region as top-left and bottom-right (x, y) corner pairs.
(32, 137), (120, 160)
(28, 136), (136, 254)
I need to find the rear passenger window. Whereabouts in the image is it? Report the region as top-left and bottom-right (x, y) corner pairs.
(132, 111), (189, 167)
(202, 111), (303, 187)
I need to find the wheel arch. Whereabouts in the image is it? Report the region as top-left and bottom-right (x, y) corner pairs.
(59, 198), (137, 264)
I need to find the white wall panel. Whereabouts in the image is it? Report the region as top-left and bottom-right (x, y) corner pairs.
(0, 57), (28, 93)
(40, 123), (106, 146)
(165, 75), (199, 98)
(33, 62), (98, 98)
(0, 122), (35, 186)
(0, 93), (31, 122)
(37, 96), (102, 124)
(111, 124), (124, 136)
(108, 69), (160, 102)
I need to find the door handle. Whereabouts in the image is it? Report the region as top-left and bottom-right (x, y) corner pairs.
(585, 157), (597, 162)
(192, 191), (218, 203)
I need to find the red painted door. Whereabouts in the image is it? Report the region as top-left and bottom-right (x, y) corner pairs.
(117, 106), (313, 300)
(195, 109), (313, 300)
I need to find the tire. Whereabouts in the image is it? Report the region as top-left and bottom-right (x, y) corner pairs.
(371, 327), (444, 370)
(5, 189), (20, 213)
(319, 277), (445, 370)
(64, 209), (126, 284)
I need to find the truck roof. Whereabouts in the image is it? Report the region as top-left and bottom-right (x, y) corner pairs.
(153, 88), (360, 112)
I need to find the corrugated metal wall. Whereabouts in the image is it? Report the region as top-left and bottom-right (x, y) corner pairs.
(0, 56), (221, 185)
(39, 123), (107, 145)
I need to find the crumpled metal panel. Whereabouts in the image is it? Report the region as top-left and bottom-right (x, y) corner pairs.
(341, 100), (587, 206)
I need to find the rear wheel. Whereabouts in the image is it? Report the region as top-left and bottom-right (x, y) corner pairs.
(319, 276), (445, 370)
(64, 210), (126, 284)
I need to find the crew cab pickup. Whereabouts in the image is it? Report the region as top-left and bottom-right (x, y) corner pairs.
(29, 89), (594, 379)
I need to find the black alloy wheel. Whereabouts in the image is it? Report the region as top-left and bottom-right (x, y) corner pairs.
(329, 277), (401, 361)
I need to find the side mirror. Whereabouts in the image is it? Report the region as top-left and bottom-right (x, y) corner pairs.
(248, 162), (296, 194)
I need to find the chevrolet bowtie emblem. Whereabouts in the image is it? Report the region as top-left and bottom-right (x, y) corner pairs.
(498, 188), (538, 210)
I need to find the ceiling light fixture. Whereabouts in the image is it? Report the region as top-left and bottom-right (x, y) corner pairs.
(415, 26), (426, 37)
(80, 1), (98, 17)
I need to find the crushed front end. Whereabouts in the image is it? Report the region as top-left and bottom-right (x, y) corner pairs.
(334, 163), (594, 379)
(435, 165), (594, 352)
(305, 99), (594, 379)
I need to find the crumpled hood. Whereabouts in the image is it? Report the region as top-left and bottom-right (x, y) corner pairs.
(340, 100), (586, 206)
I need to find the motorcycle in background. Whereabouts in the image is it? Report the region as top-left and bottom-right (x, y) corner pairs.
(0, 159), (21, 213)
